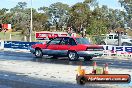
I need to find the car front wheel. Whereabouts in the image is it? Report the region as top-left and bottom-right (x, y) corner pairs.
(35, 49), (43, 58)
(68, 51), (79, 61)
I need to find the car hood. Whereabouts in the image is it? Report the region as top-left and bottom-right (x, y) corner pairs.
(122, 39), (132, 42)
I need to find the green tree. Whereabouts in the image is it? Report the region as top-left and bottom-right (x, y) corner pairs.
(33, 12), (48, 31)
(68, 0), (109, 35)
(68, 2), (91, 32)
(9, 2), (31, 41)
(39, 2), (70, 31)
(87, 5), (108, 35)
(119, 0), (132, 28)
(0, 8), (9, 23)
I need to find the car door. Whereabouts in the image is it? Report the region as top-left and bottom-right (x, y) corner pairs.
(57, 37), (77, 56)
(57, 37), (70, 56)
(107, 35), (114, 45)
(113, 35), (119, 45)
(45, 37), (62, 55)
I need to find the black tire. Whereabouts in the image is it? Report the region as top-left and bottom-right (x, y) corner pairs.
(128, 74), (131, 83)
(100, 41), (106, 45)
(68, 51), (79, 61)
(84, 56), (93, 61)
(77, 76), (87, 85)
(35, 49), (43, 58)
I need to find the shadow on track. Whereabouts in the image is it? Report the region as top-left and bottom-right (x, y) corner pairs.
(0, 51), (132, 70)
(0, 71), (105, 88)
(31, 56), (95, 66)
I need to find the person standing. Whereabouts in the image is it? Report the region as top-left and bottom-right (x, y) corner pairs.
(83, 28), (86, 37)
(80, 27), (86, 38)
(67, 26), (73, 36)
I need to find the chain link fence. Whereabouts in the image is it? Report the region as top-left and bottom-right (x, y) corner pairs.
(0, 32), (36, 42)
(0, 32), (107, 44)
(87, 35), (106, 44)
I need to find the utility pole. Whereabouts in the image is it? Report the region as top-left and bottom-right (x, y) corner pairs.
(116, 31), (123, 46)
(29, 0), (33, 42)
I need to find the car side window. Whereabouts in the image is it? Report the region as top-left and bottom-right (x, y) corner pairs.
(48, 38), (62, 45)
(114, 35), (118, 39)
(108, 35), (113, 39)
(60, 37), (69, 45)
(69, 38), (76, 46)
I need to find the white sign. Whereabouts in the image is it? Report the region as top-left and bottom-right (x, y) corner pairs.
(102, 45), (132, 53)
(0, 40), (4, 49)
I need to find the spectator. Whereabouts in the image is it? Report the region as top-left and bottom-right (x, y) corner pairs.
(80, 27), (86, 38)
(67, 26), (73, 36)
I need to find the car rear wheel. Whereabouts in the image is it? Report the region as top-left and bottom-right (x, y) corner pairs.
(35, 49), (43, 58)
(122, 42), (128, 46)
(84, 56), (93, 61)
(68, 51), (79, 61)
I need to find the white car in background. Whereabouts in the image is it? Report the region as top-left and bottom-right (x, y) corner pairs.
(99, 33), (132, 46)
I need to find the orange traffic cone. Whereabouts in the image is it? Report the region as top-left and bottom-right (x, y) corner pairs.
(92, 62), (97, 74)
(77, 61), (82, 75)
(77, 65), (86, 75)
(77, 65), (81, 74)
(80, 69), (85, 75)
(104, 63), (109, 74)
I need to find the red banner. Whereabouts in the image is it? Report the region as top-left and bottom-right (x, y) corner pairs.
(35, 32), (68, 39)
(2, 24), (8, 29)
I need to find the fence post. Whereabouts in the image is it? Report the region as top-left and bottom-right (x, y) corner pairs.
(24, 36), (27, 41)
(9, 34), (12, 40)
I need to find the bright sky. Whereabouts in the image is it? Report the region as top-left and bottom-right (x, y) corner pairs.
(0, 0), (123, 10)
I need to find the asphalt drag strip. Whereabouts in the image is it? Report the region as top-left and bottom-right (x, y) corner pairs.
(0, 71), (113, 88)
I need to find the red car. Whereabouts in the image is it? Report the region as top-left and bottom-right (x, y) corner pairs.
(30, 37), (104, 61)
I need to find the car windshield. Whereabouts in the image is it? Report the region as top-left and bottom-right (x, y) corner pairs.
(76, 38), (90, 44)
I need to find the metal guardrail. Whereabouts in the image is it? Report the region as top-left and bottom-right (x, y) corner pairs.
(4, 41), (40, 50)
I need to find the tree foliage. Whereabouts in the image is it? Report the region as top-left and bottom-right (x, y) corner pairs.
(119, 0), (132, 28)
(39, 2), (70, 31)
(0, 0), (131, 39)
